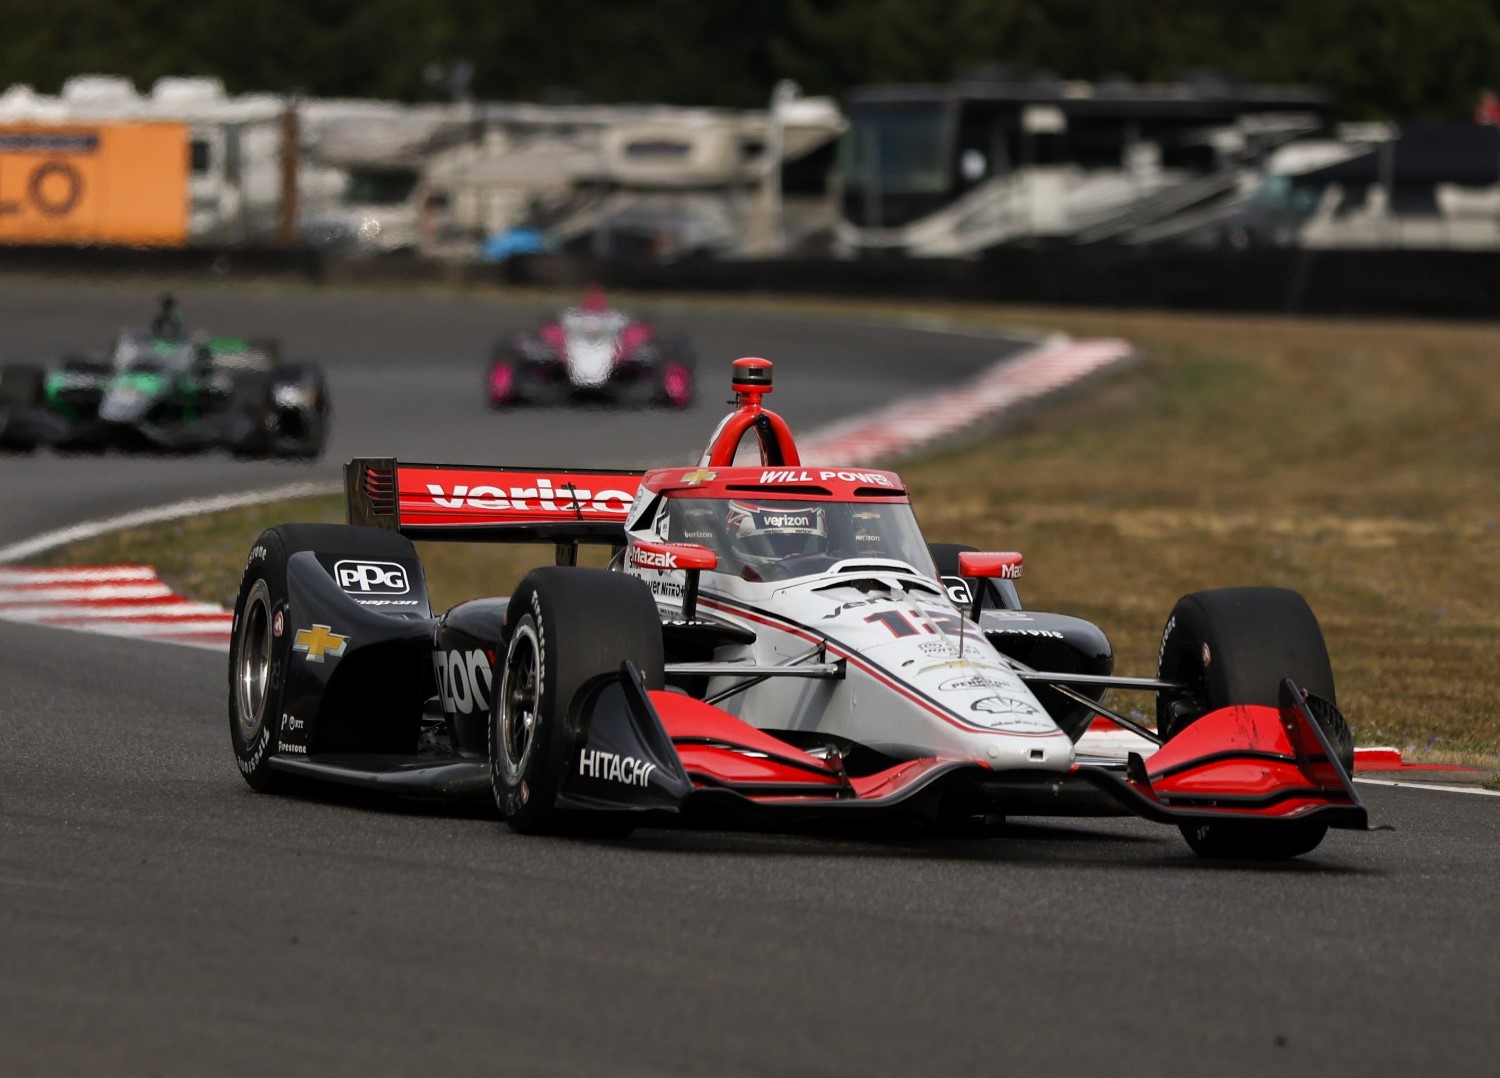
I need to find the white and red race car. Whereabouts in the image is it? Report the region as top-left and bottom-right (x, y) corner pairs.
(484, 287), (694, 409)
(230, 358), (1367, 859)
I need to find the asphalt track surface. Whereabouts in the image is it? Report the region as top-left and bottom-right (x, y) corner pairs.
(2, 282), (1498, 1076)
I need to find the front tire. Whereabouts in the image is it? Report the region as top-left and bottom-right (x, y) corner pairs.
(1155, 587), (1348, 859)
(489, 568), (664, 834)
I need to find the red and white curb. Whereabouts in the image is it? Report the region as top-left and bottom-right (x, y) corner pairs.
(0, 565), (233, 650)
(800, 334), (1135, 465)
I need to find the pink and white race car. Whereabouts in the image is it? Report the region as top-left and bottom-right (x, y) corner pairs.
(231, 358), (1367, 860)
(485, 287), (695, 409)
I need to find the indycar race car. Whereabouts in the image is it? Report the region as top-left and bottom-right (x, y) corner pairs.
(485, 287), (695, 409)
(229, 358), (1367, 859)
(0, 303), (329, 457)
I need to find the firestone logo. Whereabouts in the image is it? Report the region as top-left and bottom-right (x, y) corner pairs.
(426, 478), (633, 514)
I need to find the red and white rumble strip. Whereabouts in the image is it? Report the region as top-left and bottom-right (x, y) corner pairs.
(0, 564), (233, 649)
(800, 334), (1135, 465)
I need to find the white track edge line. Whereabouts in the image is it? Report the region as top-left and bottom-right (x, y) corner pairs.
(1353, 778), (1500, 797)
(0, 480), (342, 564)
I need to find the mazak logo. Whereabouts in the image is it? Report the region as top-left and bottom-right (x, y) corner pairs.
(334, 560), (410, 594)
(425, 478), (633, 515)
(632, 546), (679, 571)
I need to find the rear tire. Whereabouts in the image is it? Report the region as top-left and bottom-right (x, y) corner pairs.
(657, 338), (696, 409)
(1155, 587), (1347, 859)
(486, 356), (518, 409)
(0, 363), (45, 452)
(228, 535), (293, 791)
(0, 363), (44, 407)
(228, 372), (274, 457)
(489, 568), (663, 835)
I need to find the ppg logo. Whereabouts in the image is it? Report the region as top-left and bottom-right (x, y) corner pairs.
(334, 559), (410, 594)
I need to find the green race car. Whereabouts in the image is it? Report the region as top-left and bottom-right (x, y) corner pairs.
(0, 325), (330, 458)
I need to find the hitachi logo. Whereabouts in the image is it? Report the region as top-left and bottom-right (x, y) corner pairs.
(426, 478), (633, 514)
(577, 749), (656, 787)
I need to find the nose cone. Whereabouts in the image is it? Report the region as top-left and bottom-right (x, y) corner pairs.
(97, 387), (153, 423)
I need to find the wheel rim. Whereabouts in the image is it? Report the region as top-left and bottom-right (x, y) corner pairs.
(499, 623), (541, 781)
(235, 580), (274, 745)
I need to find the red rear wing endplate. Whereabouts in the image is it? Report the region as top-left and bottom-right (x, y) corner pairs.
(346, 457), (643, 544)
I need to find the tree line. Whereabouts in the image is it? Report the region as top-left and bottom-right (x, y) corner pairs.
(4, 0), (1498, 121)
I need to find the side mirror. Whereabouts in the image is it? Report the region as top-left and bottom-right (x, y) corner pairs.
(630, 541), (717, 620)
(955, 551), (1023, 622)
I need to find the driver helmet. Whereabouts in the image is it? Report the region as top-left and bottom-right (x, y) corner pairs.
(152, 293), (184, 338)
(581, 285), (610, 313)
(726, 502), (828, 566)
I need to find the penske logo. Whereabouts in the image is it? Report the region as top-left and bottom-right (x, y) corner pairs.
(425, 478), (633, 514)
(293, 624), (349, 663)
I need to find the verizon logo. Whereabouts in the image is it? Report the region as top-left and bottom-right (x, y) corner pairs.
(425, 478), (634, 514)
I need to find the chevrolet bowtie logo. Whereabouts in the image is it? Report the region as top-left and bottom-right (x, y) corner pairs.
(293, 624), (349, 663)
(681, 469), (717, 485)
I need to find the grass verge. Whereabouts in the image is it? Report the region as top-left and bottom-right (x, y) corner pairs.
(32, 300), (1500, 757)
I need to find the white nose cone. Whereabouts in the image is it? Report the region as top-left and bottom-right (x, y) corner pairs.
(567, 336), (615, 387)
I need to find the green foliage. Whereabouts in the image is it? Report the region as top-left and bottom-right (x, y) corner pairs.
(2, 0), (1497, 119)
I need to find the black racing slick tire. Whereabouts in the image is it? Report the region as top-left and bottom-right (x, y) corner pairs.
(0, 362), (44, 407)
(228, 371), (275, 457)
(228, 532), (295, 791)
(1155, 587), (1338, 741)
(1155, 587), (1349, 860)
(657, 337), (696, 409)
(0, 363), (45, 452)
(489, 568), (664, 835)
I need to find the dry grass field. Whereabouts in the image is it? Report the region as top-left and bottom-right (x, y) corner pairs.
(37, 301), (1500, 758)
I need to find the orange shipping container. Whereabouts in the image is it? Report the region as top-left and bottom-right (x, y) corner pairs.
(0, 122), (188, 247)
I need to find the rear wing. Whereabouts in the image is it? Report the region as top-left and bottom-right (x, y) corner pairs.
(345, 457), (643, 545)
